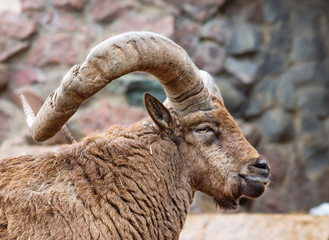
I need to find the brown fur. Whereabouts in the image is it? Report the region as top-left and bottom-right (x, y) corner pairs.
(0, 96), (267, 239)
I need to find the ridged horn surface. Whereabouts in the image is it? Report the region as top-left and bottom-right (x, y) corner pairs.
(23, 32), (211, 141)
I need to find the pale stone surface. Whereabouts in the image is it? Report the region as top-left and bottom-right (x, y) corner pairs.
(180, 214), (329, 240)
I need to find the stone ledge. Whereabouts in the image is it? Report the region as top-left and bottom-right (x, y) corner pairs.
(180, 213), (329, 240)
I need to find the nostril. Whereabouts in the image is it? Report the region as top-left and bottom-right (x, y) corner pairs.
(253, 159), (270, 172)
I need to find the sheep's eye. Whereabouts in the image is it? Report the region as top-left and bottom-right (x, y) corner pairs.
(196, 127), (211, 134)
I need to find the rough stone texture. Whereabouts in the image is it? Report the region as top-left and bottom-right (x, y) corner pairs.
(70, 101), (147, 139)
(174, 17), (200, 54)
(285, 159), (317, 211)
(0, 64), (9, 91)
(245, 79), (276, 117)
(263, 0), (288, 22)
(193, 41), (225, 74)
(200, 18), (229, 45)
(91, 0), (132, 23)
(270, 21), (291, 51)
(279, 62), (327, 87)
(258, 52), (287, 78)
(13, 68), (44, 86)
(125, 79), (167, 107)
(261, 109), (294, 142)
(224, 57), (259, 85)
(19, 0), (45, 11)
(216, 80), (244, 113)
(0, 38), (29, 62)
(226, 22), (261, 55)
(316, 168), (329, 202)
(298, 88), (329, 118)
(169, 0), (226, 22)
(27, 33), (76, 66)
(292, 35), (325, 61)
(0, 11), (36, 40)
(53, 0), (85, 11)
(180, 214), (329, 240)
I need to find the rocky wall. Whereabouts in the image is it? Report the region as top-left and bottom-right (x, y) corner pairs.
(0, 0), (328, 213)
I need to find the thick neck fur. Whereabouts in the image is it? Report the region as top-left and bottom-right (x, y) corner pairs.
(0, 119), (193, 239)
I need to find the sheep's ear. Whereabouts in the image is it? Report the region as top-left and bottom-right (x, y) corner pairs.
(144, 93), (173, 132)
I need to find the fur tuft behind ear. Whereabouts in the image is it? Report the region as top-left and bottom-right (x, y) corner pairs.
(144, 93), (173, 132)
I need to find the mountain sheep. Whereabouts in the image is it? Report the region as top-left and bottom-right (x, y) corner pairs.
(0, 32), (270, 239)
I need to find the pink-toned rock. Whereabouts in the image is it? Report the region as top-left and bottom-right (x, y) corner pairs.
(27, 33), (76, 66)
(111, 12), (174, 38)
(11, 88), (43, 114)
(0, 11), (36, 40)
(193, 42), (225, 74)
(170, 0), (226, 22)
(13, 68), (44, 86)
(53, 0), (85, 11)
(180, 214), (329, 240)
(20, 0), (45, 11)
(71, 101), (147, 139)
(0, 64), (9, 90)
(0, 38), (29, 62)
(174, 18), (200, 54)
(200, 18), (229, 44)
(92, 0), (133, 23)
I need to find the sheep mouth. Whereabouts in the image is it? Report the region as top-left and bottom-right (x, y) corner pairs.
(238, 174), (270, 199)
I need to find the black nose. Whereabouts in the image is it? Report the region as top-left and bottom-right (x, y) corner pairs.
(253, 159), (270, 174)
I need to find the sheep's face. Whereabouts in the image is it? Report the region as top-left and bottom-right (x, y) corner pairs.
(179, 96), (270, 209)
(145, 93), (270, 210)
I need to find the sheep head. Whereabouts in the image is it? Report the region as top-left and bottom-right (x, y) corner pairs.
(21, 31), (270, 209)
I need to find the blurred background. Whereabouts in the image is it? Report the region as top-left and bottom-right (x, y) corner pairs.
(0, 0), (328, 217)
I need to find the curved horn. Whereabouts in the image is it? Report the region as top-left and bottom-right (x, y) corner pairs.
(22, 32), (211, 141)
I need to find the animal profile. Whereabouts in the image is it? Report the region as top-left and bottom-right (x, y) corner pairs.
(0, 32), (270, 239)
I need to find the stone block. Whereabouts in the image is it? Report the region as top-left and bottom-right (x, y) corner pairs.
(316, 168), (329, 202)
(245, 79), (276, 117)
(200, 18), (229, 45)
(110, 12), (174, 38)
(193, 41), (225, 74)
(0, 64), (9, 91)
(277, 74), (296, 111)
(298, 88), (329, 118)
(53, 0), (85, 11)
(270, 21), (291, 51)
(19, 0), (45, 11)
(292, 35), (325, 62)
(27, 33), (76, 66)
(0, 38), (29, 62)
(174, 17), (200, 54)
(70, 101), (147, 139)
(125, 79), (166, 107)
(280, 62), (327, 87)
(216, 80), (244, 113)
(258, 52), (286, 77)
(170, 0), (226, 22)
(285, 159), (316, 211)
(91, 0), (133, 23)
(291, 5), (320, 34)
(226, 22), (262, 55)
(261, 109), (294, 142)
(224, 57), (259, 85)
(13, 68), (45, 86)
(0, 11), (36, 40)
(263, 0), (288, 22)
